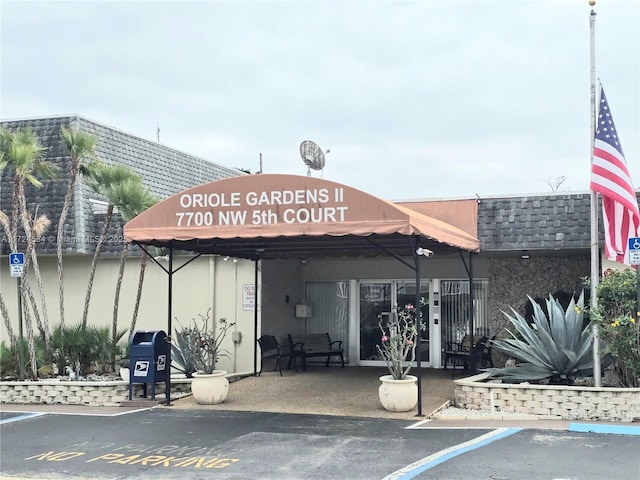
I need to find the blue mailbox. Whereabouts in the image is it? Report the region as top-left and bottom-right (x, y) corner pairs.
(128, 330), (169, 401)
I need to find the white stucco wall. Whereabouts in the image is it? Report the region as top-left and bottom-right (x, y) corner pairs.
(0, 254), (257, 374)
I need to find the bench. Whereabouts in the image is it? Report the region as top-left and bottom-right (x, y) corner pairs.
(443, 335), (489, 378)
(287, 333), (345, 371)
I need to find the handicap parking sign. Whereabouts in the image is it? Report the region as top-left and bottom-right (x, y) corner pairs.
(9, 253), (24, 265)
(9, 252), (25, 278)
(628, 237), (640, 265)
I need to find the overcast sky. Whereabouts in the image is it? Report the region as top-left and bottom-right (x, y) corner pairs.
(1, 0), (638, 201)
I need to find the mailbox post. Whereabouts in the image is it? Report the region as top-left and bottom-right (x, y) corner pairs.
(129, 330), (169, 401)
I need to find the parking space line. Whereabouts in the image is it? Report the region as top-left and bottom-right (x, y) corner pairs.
(381, 427), (522, 480)
(0, 412), (46, 425)
(406, 419), (502, 430)
(58, 407), (155, 417)
(0, 407), (153, 418)
(569, 423), (640, 436)
(406, 418), (432, 429)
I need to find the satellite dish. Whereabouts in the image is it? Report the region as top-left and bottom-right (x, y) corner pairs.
(299, 140), (327, 176)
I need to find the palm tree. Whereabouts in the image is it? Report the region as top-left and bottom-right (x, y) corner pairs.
(58, 126), (97, 331)
(110, 179), (157, 367)
(21, 212), (52, 378)
(0, 127), (55, 249)
(0, 128), (57, 377)
(0, 213), (17, 355)
(81, 162), (140, 329)
(118, 188), (158, 338)
(0, 292), (16, 348)
(20, 208), (53, 343)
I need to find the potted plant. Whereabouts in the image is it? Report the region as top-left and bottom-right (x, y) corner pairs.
(376, 303), (419, 412)
(171, 309), (235, 404)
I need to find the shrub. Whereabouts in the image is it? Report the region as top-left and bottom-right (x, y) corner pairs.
(0, 341), (19, 379)
(591, 268), (640, 387)
(46, 324), (126, 376)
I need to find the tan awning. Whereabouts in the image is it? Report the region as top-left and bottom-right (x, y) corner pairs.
(124, 174), (479, 259)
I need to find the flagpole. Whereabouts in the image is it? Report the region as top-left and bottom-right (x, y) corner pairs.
(588, 0), (602, 387)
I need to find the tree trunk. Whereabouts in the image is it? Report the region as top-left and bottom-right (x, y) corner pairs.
(0, 293), (22, 380)
(10, 176), (20, 251)
(57, 171), (77, 332)
(130, 251), (148, 337)
(20, 286), (38, 380)
(23, 279), (45, 339)
(112, 243), (129, 370)
(19, 200), (46, 341)
(0, 293), (16, 349)
(81, 205), (113, 329)
(30, 249), (51, 344)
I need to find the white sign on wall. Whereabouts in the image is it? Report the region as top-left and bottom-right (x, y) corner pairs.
(242, 284), (266, 311)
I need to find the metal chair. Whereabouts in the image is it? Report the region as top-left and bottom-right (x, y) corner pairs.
(257, 335), (289, 376)
(444, 335), (489, 378)
(481, 335), (496, 368)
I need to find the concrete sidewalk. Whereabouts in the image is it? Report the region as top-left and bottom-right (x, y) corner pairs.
(163, 366), (455, 420)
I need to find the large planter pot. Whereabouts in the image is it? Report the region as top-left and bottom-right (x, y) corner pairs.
(378, 374), (418, 412)
(191, 370), (229, 405)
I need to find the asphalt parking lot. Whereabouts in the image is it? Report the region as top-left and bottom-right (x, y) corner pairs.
(1, 406), (640, 480)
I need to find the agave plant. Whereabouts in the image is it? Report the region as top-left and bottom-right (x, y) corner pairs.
(486, 292), (595, 383)
(171, 310), (235, 377)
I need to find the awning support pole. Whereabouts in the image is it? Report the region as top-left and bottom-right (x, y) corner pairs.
(413, 235), (423, 416)
(166, 247), (173, 406)
(253, 258), (259, 376)
(137, 243), (202, 274)
(367, 237), (415, 271)
(458, 250), (471, 278)
(468, 251), (475, 373)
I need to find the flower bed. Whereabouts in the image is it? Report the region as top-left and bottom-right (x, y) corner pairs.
(454, 373), (640, 423)
(0, 378), (192, 407)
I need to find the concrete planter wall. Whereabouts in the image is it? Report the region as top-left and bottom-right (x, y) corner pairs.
(454, 373), (640, 423)
(0, 378), (192, 407)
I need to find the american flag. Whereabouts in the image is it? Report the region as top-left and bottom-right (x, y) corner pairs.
(590, 85), (640, 265)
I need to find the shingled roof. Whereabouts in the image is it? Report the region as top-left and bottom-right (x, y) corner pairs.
(3, 115), (637, 259)
(476, 191), (630, 252)
(0, 115), (243, 256)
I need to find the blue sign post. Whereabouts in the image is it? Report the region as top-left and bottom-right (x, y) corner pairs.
(9, 253), (26, 379)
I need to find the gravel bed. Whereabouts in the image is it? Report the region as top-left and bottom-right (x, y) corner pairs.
(433, 406), (538, 418)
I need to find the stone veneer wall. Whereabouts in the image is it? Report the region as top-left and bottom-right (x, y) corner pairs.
(0, 379), (192, 407)
(454, 373), (640, 422)
(487, 255), (589, 336)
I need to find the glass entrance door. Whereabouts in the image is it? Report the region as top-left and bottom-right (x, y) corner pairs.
(359, 280), (430, 365)
(359, 282), (392, 361)
(396, 280), (430, 362)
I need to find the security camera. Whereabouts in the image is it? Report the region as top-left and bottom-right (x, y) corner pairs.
(416, 247), (434, 257)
